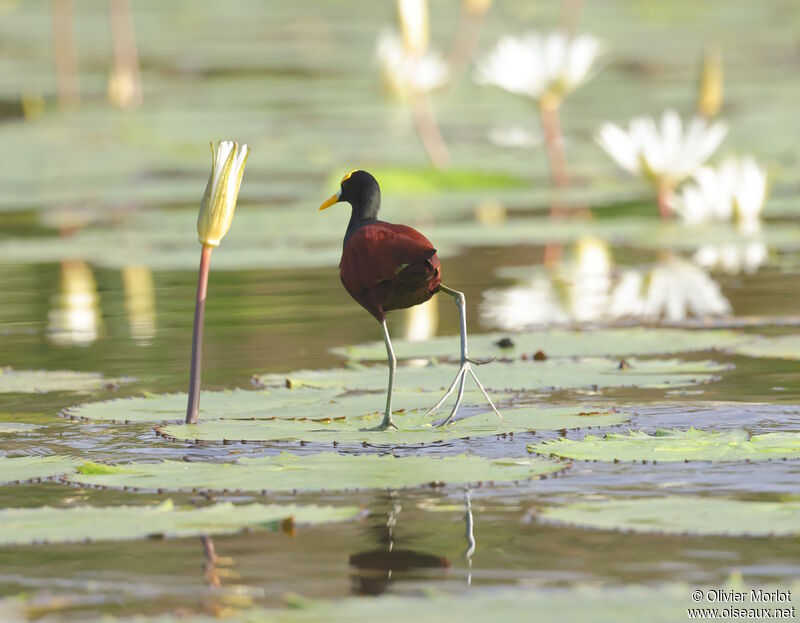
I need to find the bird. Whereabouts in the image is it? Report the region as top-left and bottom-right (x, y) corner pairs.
(319, 169), (502, 430)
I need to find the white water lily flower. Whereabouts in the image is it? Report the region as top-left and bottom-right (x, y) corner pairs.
(693, 241), (768, 275)
(197, 140), (249, 247)
(377, 30), (449, 95)
(672, 157), (768, 233)
(487, 125), (541, 148)
(475, 31), (603, 106)
(595, 109), (728, 188)
(608, 256), (731, 322)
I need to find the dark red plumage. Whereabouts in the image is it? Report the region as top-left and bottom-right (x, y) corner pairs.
(340, 221), (441, 322)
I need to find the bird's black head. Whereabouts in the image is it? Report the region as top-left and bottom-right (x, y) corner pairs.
(319, 169), (381, 222)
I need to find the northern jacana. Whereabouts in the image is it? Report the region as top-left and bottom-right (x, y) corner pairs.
(320, 170), (502, 430)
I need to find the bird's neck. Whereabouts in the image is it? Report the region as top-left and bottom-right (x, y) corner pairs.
(344, 200), (380, 246)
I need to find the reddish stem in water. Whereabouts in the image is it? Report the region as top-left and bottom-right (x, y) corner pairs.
(444, 7), (486, 83)
(186, 244), (213, 424)
(52, 0), (80, 107)
(540, 101), (569, 190)
(409, 91), (451, 169)
(109, 0), (143, 109)
(657, 184), (673, 220)
(559, 0), (584, 36)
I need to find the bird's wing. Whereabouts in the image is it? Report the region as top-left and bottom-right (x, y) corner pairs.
(340, 222), (437, 296)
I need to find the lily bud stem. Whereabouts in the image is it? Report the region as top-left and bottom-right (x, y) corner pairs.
(540, 101), (569, 189)
(657, 184), (673, 220)
(185, 244), (213, 424)
(409, 91), (451, 169)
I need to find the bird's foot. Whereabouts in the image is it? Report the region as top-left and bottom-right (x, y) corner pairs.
(426, 359), (503, 428)
(362, 414), (398, 432)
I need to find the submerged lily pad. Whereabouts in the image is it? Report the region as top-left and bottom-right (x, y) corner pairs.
(331, 328), (745, 362)
(529, 429), (800, 462)
(0, 368), (130, 394)
(0, 456), (79, 484)
(730, 335), (800, 360)
(64, 388), (509, 423)
(0, 500), (359, 546)
(257, 358), (727, 393)
(540, 496), (800, 536)
(69, 453), (565, 493)
(156, 406), (630, 445)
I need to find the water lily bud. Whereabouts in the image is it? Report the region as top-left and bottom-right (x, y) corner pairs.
(397, 0), (429, 56)
(197, 140), (249, 247)
(698, 45), (723, 119)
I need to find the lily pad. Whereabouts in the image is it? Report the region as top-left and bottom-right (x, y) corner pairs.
(729, 335), (800, 360)
(256, 358), (727, 393)
(68, 453), (565, 493)
(0, 210), (655, 272)
(331, 328), (745, 362)
(637, 223), (800, 253)
(528, 429), (800, 462)
(0, 456), (79, 485)
(0, 500), (359, 546)
(0, 368), (130, 394)
(63, 388), (509, 423)
(155, 406), (631, 445)
(540, 496), (800, 537)
(0, 423), (42, 433)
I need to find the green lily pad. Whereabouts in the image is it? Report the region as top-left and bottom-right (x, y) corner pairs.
(0, 500), (359, 546)
(0, 456), (79, 484)
(63, 388), (509, 423)
(0, 423), (42, 433)
(0, 368), (130, 394)
(730, 335), (800, 360)
(331, 328), (745, 362)
(636, 223), (800, 253)
(68, 453), (565, 493)
(540, 497), (800, 537)
(257, 358), (727, 393)
(0, 209), (655, 272)
(528, 429), (800, 462)
(155, 406), (631, 445)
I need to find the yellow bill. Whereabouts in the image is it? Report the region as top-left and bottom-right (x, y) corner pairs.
(319, 191), (341, 211)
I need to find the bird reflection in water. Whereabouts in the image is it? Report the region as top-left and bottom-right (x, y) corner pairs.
(464, 488), (475, 587)
(349, 493), (449, 596)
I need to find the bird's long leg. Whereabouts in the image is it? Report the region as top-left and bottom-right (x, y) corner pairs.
(375, 319), (398, 431)
(426, 285), (503, 427)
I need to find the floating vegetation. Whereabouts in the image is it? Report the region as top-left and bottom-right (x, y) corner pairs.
(540, 496), (800, 537)
(0, 500), (359, 546)
(331, 327), (745, 362)
(256, 358), (727, 393)
(730, 335), (800, 361)
(155, 406), (630, 445)
(68, 453), (566, 493)
(0, 456), (79, 485)
(529, 429), (800, 462)
(0, 368), (131, 394)
(63, 387), (509, 423)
